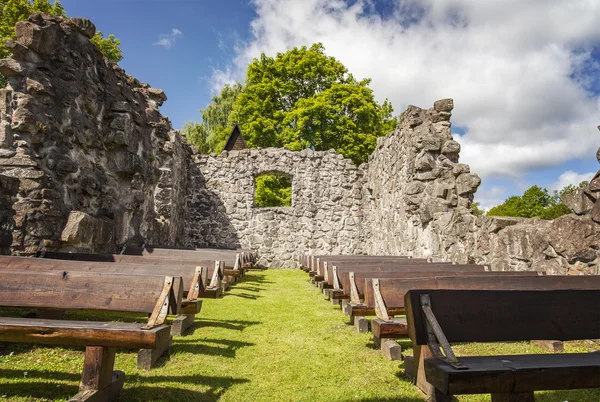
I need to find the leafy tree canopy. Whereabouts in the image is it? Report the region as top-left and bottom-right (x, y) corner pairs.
(486, 181), (589, 220)
(254, 174), (292, 208)
(1, 0), (122, 87)
(186, 43), (397, 165)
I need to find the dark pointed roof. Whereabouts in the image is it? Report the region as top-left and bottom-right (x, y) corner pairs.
(223, 123), (247, 152)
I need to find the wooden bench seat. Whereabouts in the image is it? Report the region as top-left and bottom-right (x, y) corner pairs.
(0, 317), (169, 349)
(424, 353), (600, 397)
(405, 288), (600, 401)
(0, 255), (204, 336)
(0, 269), (181, 401)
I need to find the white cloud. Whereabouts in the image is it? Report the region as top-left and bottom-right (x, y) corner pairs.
(213, 0), (600, 179)
(474, 185), (507, 211)
(548, 170), (595, 193)
(153, 28), (183, 48)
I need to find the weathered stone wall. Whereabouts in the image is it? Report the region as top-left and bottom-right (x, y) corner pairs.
(186, 148), (368, 267)
(2, 14), (597, 272)
(363, 100), (600, 274)
(0, 14), (189, 254)
(0, 175), (19, 254)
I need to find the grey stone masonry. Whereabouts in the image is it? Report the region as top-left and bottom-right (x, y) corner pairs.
(0, 13), (190, 254)
(1, 14), (598, 273)
(186, 148), (368, 268)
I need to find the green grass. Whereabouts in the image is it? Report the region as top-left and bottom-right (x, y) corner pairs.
(0, 270), (598, 401)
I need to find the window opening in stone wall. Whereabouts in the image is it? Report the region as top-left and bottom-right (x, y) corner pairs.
(254, 173), (292, 207)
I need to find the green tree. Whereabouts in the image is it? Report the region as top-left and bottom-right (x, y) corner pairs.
(182, 83), (242, 153)
(487, 182), (589, 219)
(254, 174), (292, 208)
(187, 44), (397, 164)
(470, 201), (485, 216)
(90, 31), (122, 63)
(1, 0), (122, 87)
(234, 43), (396, 164)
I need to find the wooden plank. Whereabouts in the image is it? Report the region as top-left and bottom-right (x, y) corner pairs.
(341, 270), (535, 297)
(0, 270), (180, 314)
(0, 256), (207, 296)
(424, 353), (600, 395)
(329, 263), (486, 287)
(406, 289), (600, 345)
(0, 317), (169, 348)
(370, 274), (600, 312)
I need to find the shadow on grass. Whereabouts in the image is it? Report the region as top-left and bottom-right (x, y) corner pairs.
(0, 370), (250, 402)
(349, 398), (423, 402)
(225, 292), (263, 300)
(172, 338), (254, 358)
(194, 318), (262, 331)
(231, 286), (263, 293)
(237, 274), (274, 286)
(0, 342), (85, 356)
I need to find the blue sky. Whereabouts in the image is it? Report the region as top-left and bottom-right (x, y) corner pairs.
(59, 0), (600, 210)
(61, 0), (256, 130)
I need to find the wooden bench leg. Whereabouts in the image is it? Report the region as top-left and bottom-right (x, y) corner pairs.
(70, 346), (124, 402)
(354, 317), (370, 333)
(171, 313), (197, 337)
(412, 345), (437, 399)
(491, 393), (534, 402)
(138, 329), (172, 370)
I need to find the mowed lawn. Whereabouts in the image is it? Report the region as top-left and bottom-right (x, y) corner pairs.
(0, 269), (598, 401)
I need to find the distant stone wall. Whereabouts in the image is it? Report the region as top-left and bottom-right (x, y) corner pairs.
(0, 14), (189, 254)
(186, 148), (368, 267)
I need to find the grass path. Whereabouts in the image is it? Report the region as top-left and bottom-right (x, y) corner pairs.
(0, 269), (599, 401)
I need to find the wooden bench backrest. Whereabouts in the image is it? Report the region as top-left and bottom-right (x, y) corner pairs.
(0, 270), (181, 315)
(342, 270), (540, 297)
(40, 252), (225, 274)
(328, 263), (486, 286)
(369, 275), (600, 310)
(405, 289), (600, 344)
(122, 247), (239, 265)
(0, 256), (203, 294)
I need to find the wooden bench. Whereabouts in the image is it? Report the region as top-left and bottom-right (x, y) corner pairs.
(365, 275), (599, 349)
(340, 268), (536, 312)
(302, 254), (415, 271)
(40, 252), (229, 296)
(405, 288), (600, 402)
(324, 262), (480, 303)
(343, 271), (541, 336)
(0, 270), (182, 401)
(309, 257), (431, 282)
(0, 255), (204, 336)
(122, 246), (254, 271)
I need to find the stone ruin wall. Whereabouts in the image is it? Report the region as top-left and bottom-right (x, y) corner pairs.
(0, 14), (189, 254)
(186, 148), (369, 268)
(0, 14), (598, 273)
(364, 100), (600, 275)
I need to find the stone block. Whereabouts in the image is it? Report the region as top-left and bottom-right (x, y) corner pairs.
(61, 211), (115, 247)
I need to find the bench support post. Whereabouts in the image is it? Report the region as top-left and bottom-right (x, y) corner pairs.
(172, 313), (197, 336)
(491, 392), (535, 402)
(372, 278), (390, 321)
(421, 294), (467, 370)
(71, 346), (124, 401)
(138, 328), (172, 370)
